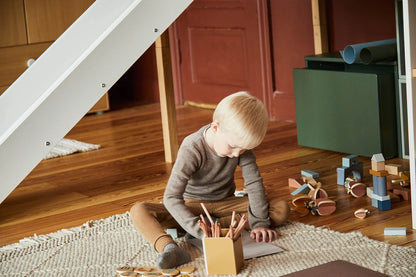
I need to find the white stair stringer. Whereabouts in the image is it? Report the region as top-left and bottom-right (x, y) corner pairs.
(0, 0), (193, 204)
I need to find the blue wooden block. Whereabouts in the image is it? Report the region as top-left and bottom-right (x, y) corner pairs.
(337, 161), (363, 186)
(378, 199), (391, 211)
(342, 155), (359, 167)
(373, 175), (387, 196)
(337, 167), (348, 185)
(291, 183), (310, 195)
(301, 170), (319, 178)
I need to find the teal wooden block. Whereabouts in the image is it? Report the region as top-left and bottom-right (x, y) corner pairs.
(372, 197), (379, 208)
(384, 227), (406, 236)
(342, 155), (359, 167)
(291, 183), (310, 196)
(166, 228), (178, 239)
(301, 170), (319, 178)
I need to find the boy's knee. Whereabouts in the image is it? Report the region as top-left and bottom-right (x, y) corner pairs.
(269, 199), (290, 226)
(130, 202), (148, 222)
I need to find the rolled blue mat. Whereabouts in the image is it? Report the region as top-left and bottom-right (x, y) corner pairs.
(340, 38), (396, 64)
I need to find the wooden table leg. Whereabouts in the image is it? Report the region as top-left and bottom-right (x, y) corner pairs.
(156, 31), (178, 163)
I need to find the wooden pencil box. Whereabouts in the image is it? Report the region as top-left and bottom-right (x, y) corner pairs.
(202, 229), (244, 275)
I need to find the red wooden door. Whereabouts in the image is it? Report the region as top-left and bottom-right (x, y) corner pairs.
(170, 0), (272, 110)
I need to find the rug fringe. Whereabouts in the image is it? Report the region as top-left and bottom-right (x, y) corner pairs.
(44, 138), (101, 159)
(0, 212), (131, 252)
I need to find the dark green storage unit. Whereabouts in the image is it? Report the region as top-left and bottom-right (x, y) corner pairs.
(294, 53), (398, 159)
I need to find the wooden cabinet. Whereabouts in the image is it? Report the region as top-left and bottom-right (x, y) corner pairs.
(294, 53), (398, 159)
(0, 0), (27, 47)
(24, 0), (94, 43)
(0, 0), (109, 113)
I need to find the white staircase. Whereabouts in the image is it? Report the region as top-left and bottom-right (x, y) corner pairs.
(0, 0), (193, 204)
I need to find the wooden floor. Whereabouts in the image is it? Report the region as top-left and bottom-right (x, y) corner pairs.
(0, 103), (415, 248)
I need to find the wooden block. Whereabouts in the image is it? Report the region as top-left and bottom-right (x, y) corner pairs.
(354, 208), (369, 219)
(135, 267), (157, 274)
(386, 178), (393, 191)
(393, 188), (411, 201)
(372, 194), (390, 201)
(386, 176), (403, 191)
(371, 160), (385, 171)
(342, 154), (359, 167)
(288, 177), (303, 189)
(162, 269), (180, 276)
(399, 172), (410, 181)
(302, 176), (317, 186)
(117, 267), (135, 273)
(349, 182), (366, 198)
(388, 191), (401, 203)
(166, 228), (178, 239)
(301, 170), (319, 178)
(385, 164), (401, 176)
(367, 186), (373, 198)
(378, 199), (391, 211)
(179, 266), (195, 274)
(384, 227), (406, 236)
(291, 183), (310, 195)
(369, 169), (389, 177)
(120, 272), (138, 276)
(143, 272), (163, 276)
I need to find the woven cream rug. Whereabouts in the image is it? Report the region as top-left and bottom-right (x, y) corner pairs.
(43, 138), (101, 159)
(0, 212), (415, 277)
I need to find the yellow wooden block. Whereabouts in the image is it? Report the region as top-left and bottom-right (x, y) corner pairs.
(369, 169), (389, 177)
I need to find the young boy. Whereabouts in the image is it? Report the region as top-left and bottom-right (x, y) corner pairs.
(130, 91), (289, 269)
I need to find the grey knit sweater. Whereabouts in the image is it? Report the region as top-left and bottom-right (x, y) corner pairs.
(163, 125), (270, 239)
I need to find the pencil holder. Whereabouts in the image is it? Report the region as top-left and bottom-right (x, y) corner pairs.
(202, 229), (244, 275)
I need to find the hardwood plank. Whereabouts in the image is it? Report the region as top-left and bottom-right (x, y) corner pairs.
(0, 103), (414, 249)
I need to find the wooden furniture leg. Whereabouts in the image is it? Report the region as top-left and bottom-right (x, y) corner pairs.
(156, 31), (178, 163)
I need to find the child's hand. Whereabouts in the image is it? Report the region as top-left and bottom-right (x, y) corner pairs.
(250, 227), (278, 243)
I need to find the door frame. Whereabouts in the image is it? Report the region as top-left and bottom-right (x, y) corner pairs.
(403, 0), (416, 229)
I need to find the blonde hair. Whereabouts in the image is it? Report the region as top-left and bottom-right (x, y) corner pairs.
(213, 91), (268, 149)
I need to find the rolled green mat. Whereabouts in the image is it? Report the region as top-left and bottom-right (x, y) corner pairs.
(359, 43), (397, 65)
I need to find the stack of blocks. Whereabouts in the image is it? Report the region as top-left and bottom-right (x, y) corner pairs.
(369, 154), (391, 211)
(337, 155), (363, 186)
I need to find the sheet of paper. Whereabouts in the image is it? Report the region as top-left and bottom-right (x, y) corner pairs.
(187, 230), (284, 260)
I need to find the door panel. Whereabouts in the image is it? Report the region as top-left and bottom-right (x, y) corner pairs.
(189, 27), (248, 87)
(173, 0), (271, 106)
